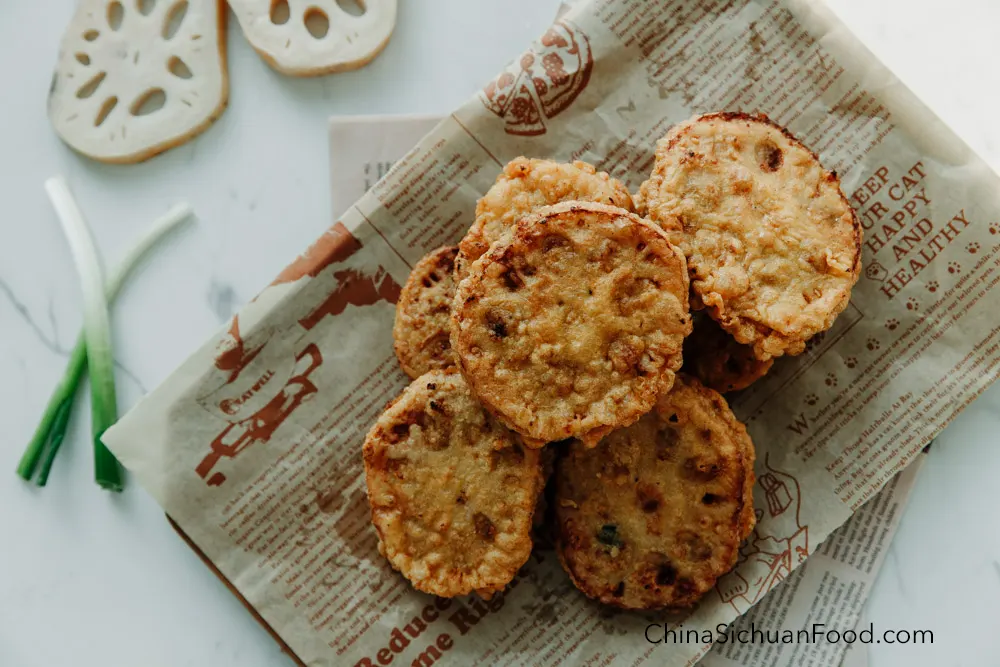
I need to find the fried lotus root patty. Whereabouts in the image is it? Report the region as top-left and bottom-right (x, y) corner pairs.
(393, 246), (460, 378)
(683, 313), (774, 393)
(455, 157), (634, 280)
(452, 201), (691, 448)
(640, 112), (862, 360)
(363, 371), (544, 599)
(555, 374), (756, 610)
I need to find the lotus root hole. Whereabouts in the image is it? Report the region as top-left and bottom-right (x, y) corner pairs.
(270, 0), (290, 24)
(756, 139), (784, 172)
(162, 1), (188, 39)
(130, 88), (166, 116)
(137, 0), (156, 16)
(304, 8), (330, 39)
(167, 55), (192, 79)
(83, 29), (100, 41)
(76, 53), (91, 66)
(95, 96), (118, 126)
(107, 2), (124, 30)
(336, 0), (366, 16)
(76, 71), (107, 99)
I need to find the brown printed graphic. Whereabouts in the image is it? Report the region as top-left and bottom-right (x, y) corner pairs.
(196, 344), (323, 487)
(213, 316), (266, 384)
(865, 259), (888, 282)
(480, 20), (593, 136)
(195, 224), (402, 486)
(273, 222), (362, 286)
(212, 223), (360, 385)
(716, 454), (809, 615)
(298, 267), (401, 331)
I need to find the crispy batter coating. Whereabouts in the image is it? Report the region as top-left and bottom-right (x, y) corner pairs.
(683, 313), (774, 393)
(452, 201), (691, 448)
(640, 112), (862, 360)
(393, 246), (459, 379)
(455, 157), (634, 280)
(363, 371), (544, 599)
(632, 184), (648, 218)
(555, 375), (756, 610)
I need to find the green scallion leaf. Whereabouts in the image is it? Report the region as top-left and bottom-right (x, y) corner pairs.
(35, 397), (74, 487)
(16, 199), (192, 485)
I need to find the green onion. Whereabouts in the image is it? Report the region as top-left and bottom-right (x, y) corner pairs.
(16, 343), (88, 483)
(15, 180), (192, 488)
(34, 397), (73, 487)
(46, 177), (122, 490)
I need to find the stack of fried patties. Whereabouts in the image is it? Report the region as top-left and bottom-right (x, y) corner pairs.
(363, 112), (862, 610)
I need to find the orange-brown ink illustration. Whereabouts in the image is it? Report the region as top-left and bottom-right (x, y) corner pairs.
(481, 21), (593, 136)
(716, 454), (809, 614)
(194, 224), (401, 486)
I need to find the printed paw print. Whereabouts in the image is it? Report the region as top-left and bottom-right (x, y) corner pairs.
(905, 298), (919, 311)
(886, 319), (899, 331)
(927, 280), (939, 293)
(867, 337), (880, 351)
(990, 224), (1000, 235)
(805, 393), (819, 406)
(825, 373), (838, 388)
(948, 261), (962, 274)
(967, 243), (980, 254)
(845, 357), (858, 369)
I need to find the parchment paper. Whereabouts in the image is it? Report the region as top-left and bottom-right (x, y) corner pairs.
(104, 1), (1000, 665)
(329, 113), (928, 667)
(330, 112), (929, 667)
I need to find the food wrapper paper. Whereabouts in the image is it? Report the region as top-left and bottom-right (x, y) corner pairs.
(328, 113), (927, 667)
(104, 1), (1000, 665)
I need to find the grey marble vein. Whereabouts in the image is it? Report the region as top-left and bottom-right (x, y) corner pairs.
(0, 276), (68, 356)
(1, 276), (148, 393)
(114, 361), (147, 394)
(47, 296), (61, 350)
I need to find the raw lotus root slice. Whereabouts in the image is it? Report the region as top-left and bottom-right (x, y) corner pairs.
(229, 0), (396, 77)
(48, 0), (229, 164)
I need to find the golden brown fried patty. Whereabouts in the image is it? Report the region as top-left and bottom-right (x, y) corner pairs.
(363, 370), (543, 599)
(683, 313), (774, 393)
(455, 157), (634, 280)
(555, 375), (756, 610)
(393, 246), (459, 379)
(452, 201), (691, 448)
(640, 112), (862, 360)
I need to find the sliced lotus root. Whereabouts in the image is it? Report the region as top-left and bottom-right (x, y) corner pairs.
(229, 0), (396, 77)
(639, 112), (862, 360)
(554, 374), (756, 610)
(48, 0), (229, 164)
(683, 313), (773, 394)
(452, 201), (691, 449)
(455, 158), (635, 282)
(363, 371), (544, 599)
(393, 246), (459, 379)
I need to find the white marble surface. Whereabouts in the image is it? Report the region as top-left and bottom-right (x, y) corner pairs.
(2, 1), (999, 665)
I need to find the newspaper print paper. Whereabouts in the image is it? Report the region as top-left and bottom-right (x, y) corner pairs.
(329, 113), (928, 667)
(105, 1), (1000, 665)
